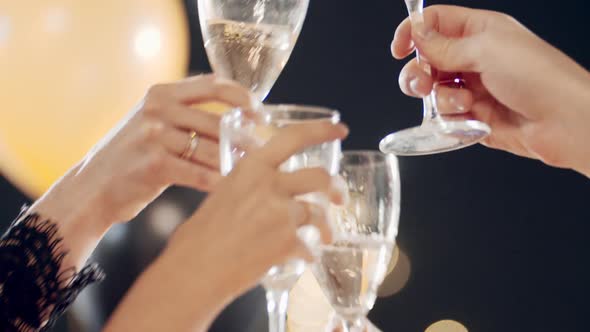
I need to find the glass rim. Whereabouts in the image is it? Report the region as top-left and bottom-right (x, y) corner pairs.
(222, 104), (340, 123)
(340, 150), (398, 166)
(262, 103), (339, 116)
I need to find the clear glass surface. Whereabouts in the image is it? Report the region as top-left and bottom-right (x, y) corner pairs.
(220, 104), (341, 332)
(379, 0), (491, 156)
(198, 0), (309, 101)
(312, 151), (401, 332)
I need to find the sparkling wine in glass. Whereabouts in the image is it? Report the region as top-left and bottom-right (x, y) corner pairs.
(198, 0), (309, 101)
(220, 105), (341, 332)
(379, 0), (491, 156)
(312, 151), (401, 332)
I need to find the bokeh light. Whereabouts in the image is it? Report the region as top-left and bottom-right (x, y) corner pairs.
(147, 200), (185, 237)
(0, 15), (10, 46)
(134, 25), (162, 60)
(386, 245), (400, 275)
(425, 320), (468, 332)
(378, 247), (411, 298)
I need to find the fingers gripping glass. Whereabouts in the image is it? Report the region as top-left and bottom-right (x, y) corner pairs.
(220, 105), (341, 332)
(379, 0), (491, 156)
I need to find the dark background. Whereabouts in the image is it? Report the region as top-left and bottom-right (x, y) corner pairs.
(1, 0), (589, 331)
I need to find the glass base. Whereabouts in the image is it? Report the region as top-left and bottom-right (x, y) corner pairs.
(262, 259), (306, 290)
(379, 120), (491, 156)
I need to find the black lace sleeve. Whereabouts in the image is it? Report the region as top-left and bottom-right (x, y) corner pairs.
(0, 206), (104, 332)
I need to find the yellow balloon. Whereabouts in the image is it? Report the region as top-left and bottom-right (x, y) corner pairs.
(0, 0), (189, 197)
(196, 101), (233, 115)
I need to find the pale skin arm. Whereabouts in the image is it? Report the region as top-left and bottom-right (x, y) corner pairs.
(19, 180), (233, 331)
(101, 219), (239, 332)
(22, 75), (256, 277)
(27, 163), (110, 275)
(104, 122), (349, 332)
(1, 75), (256, 330)
(392, 5), (590, 176)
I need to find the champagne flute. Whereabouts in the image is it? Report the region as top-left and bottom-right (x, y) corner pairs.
(379, 0), (491, 155)
(220, 105), (341, 332)
(312, 151), (401, 332)
(198, 0), (309, 102)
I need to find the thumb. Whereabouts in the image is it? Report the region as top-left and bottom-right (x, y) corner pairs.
(412, 23), (482, 73)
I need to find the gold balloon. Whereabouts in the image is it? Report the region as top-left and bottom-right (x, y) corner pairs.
(0, 0), (189, 197)
(196, 101), (233, 115)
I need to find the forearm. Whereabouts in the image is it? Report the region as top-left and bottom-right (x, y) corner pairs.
(28, 163), (111, 274)
(0, 169), (107, 331)
(103, 246), (235, 332)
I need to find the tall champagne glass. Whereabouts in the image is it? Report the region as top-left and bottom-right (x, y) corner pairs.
(198, 0), (309, 101)
(312, 151), (401, 332)
(220, 105), (341, 332)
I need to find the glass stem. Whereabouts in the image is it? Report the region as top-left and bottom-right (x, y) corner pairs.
(406, 0), (445, 127)
(416, 50), (444, 126)
(266, 288), (289, 332)
(341, 317), (365, 332)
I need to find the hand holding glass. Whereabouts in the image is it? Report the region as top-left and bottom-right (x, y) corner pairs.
(220, 105), (341, 332)
(380, 0), (491, 155)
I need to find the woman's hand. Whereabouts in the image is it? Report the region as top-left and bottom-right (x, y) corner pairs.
(104, 121), (349, 332)
(29, 74), (256, 270)
(169, 121), (349, 293)
(393, 5), (590, 176)
(75, 74), (257, 224)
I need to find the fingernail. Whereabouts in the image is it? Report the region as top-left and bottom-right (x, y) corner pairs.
(331, 176), (349, 205)
(297, 224), (321, 248)
(250, 95), (262, 111)
(409, 77), (422, 96)
(338, 124), (350, 136)
(448, 96), (467, 113)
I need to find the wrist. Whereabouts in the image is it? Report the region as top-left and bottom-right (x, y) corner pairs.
(153, 233), (240, 325)
(28, 163), (111, 271)
(33, 162), (112, 229)
(105, 233), (239, 332)
(163, 222), (241, 297)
